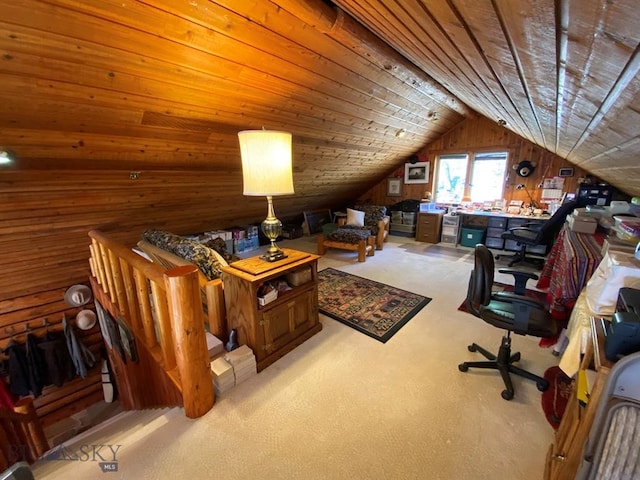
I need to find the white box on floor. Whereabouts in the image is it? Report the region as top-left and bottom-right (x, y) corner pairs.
(205, 332), (224, 358)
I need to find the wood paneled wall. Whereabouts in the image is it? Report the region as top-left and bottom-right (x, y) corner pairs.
(0, 169), (260, 427)
(361, 117), (602, 207)
(0, 289), (103, 428)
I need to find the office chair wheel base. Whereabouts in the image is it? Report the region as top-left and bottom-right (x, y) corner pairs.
(458, 363), (469, 372)
(510, 352), (521, 363)
(501, 389), (514, 401)
(536, 380), (549, 392)
(467, 344), (478, 353)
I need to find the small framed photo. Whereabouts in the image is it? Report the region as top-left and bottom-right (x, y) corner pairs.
(559, 167), (574, 177)
(387, 178), (402, 196)
(404, 161), (430, 184)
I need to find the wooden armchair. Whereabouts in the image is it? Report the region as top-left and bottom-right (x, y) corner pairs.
(338, 205), (390, 250)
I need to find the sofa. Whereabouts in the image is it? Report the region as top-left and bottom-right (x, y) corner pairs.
(141, 229), (239, 281)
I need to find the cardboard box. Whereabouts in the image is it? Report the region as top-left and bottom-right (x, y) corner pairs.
(258, 288), (278, 307)
(567, 215), (597, 234)
(285, 267), (312, 286)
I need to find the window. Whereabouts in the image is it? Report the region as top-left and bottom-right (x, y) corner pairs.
(434, 151), (508, 204)
(434, 154), (468, 203)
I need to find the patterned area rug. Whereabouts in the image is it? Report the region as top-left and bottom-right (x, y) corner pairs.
(317, 268), (431, 343)
(541, 366), (573, 429)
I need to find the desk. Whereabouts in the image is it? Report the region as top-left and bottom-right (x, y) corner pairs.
(537, 225), (603, 320)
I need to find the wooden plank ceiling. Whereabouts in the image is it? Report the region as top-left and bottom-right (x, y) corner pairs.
(0, 0), (639, 198)
(332, 0), (640, 196)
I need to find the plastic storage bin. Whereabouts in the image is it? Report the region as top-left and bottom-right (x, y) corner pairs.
(460, 227), (486, 247)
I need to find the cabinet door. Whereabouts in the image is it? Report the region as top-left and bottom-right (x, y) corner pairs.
(261, 289), (315, 354)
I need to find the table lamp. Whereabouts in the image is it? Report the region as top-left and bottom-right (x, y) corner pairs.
(238, 130), (294, 262)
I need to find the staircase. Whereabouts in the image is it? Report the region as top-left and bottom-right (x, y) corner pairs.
(31, 407), (180, 478)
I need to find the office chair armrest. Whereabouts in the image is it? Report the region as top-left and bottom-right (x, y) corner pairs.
(497, 268), (539, 295)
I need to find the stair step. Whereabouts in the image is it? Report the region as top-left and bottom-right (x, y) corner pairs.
(35, 407), (178, 467)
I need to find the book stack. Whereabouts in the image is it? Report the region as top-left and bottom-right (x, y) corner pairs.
(205, 332), (224, 358)
(210, 357), (235, 395)
(225, 345), (257, 385)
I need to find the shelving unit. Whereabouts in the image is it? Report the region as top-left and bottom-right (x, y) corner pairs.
(441, 214), (460, 246)
(485, 216), (507, 249)
(389, 211), (417, 237)
(221, 249), (322, 372)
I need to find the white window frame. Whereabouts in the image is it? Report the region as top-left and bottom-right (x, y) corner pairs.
(433, 150), (509, 204)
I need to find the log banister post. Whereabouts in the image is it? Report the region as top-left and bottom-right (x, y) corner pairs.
(164, 265), (214, 418)
(150, 280), (176, 371)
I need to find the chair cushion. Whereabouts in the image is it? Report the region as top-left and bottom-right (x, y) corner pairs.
(346, 208), (365, 227)
(481, 296), (557, 338)
(326, 228), (371, 244)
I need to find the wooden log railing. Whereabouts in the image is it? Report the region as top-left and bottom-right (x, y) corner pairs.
(0, 398), (49, 471)
(88, 230), (215, 418)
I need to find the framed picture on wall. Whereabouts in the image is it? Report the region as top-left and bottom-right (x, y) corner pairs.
(404, 162), (429, 184)
(387, 178), (402, 196)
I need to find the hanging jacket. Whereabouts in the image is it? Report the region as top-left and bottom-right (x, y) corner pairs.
(25, 333), (48, 397)
(63, 315), (96, 378)
(4, 340), (30, 397)
(38, 331), (75, 387)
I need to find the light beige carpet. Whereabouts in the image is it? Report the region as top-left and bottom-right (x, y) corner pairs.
(32, 236), (558, 480)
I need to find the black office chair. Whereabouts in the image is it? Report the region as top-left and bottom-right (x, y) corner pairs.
(458, 244), (558, 400)
(499, 200), (578, 268)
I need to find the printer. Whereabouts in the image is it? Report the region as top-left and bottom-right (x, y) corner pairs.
(605, 287), (640, 361)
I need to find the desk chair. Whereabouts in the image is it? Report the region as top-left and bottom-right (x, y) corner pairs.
(499, 200), (578, 268)
(458, 244), (558, 400)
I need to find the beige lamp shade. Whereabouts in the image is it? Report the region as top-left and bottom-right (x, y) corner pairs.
(238, 130), (294, 196)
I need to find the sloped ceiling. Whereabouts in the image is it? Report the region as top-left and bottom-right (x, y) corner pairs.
(1, 0), (639, 198)
(332, 0), (640, 196)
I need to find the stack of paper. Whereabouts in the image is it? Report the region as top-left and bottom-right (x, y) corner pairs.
(210, 357), (235, 395)
(225, 345), (257, 385)
(205, 332), (224, 358)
